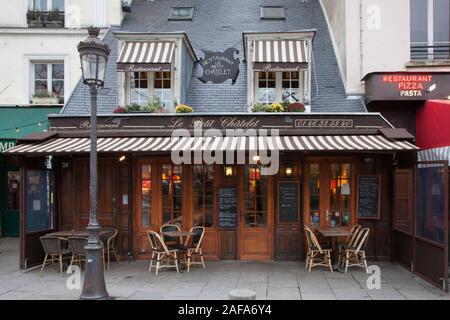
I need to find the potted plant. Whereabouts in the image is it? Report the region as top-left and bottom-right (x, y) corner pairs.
(45, 9), (64, 28)
(113, 106), (127, 114)
(267, 102), (285, 112)
(287, 102), (306, 112)
(125, 104), (142, 112)
(251, 103), (270, 112)
(175, 104), (194, 113)
(31, 91), (60, 105)
(26, 10), (44, 28)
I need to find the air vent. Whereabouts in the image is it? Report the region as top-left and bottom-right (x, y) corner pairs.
(260, 6), (285, 20)
(168, 7), (194, 21)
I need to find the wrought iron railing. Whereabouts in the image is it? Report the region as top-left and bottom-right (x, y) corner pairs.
(26, 10), (65, 28)
(410, 42), (450, 60)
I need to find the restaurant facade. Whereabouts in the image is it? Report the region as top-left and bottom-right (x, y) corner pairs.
(4, 0), (448, 292)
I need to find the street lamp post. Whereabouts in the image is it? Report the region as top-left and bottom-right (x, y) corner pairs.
(77, 26), (111, 300)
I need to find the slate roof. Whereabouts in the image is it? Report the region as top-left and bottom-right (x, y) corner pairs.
(62, 0), (366, 115)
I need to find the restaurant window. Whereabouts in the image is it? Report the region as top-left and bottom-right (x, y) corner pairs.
(7, 171), (20, 211)
(32, 62), (64, 103)
(308, 163), (320, 226)
(193, 165), (214, 227)
(411, 0), (450, 60)
(32, 0), (64, 11)
(128, 71), (172, 109)
(256, 71), (304, 104)
(328, 162), (352, 227)
(244, 166), (267, 227)
(161, 164), (183, 225)
(141, 164), (152, 227)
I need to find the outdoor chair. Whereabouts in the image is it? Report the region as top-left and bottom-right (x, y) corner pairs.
(341, 227), (370, 273)
(304, 226), (333, 272)
(160, 224), (183, 250)
(337, 224), (362, 266)
(184, 226), (206, 272)
(67, 236), (87, 269)
(147, 230), (180, 275)
(39, 236), (71, 276)
(103, 227), (119, 269)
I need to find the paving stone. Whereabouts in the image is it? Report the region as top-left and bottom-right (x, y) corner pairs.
(333, 288), (372, 300)
(267, 287), (301, 300)
(301, 293), (336, 300)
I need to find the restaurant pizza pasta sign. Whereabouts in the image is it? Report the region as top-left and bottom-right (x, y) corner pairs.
(364, 72), (450, 102)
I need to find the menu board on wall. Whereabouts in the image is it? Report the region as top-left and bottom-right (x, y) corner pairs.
(278, 181), (299, 223)
(357, 175), (381, 219)
(218, 188), (238, 228)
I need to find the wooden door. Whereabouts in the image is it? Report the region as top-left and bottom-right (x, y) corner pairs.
(239, 165), (273, 260)
(75, 159), (118, 228)
(133, 159), (184, 259)
(304, 158), (357, 229)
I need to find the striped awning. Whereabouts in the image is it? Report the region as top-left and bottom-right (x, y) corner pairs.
(117, 42), (176, 72)
(253, 40), (309, 72)
(418, 146), (450, 163)
(6, 135), (417, 155)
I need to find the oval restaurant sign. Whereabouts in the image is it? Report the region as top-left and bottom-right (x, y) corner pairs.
(364, 72), (450, 102)
(197, 48), (240, 85)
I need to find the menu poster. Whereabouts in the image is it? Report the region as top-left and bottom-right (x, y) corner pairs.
(218, 188), (238, 228)
(357, 175), (381, 219)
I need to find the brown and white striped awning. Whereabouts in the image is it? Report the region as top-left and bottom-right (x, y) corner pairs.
(117, 42), (176, 72)
(253, 40), (309, 72)
(5, 135), (417, 155)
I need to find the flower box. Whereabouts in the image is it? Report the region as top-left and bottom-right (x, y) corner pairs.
(31, 97), (60, 105)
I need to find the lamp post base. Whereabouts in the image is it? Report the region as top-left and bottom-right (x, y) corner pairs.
(80, 238), (109, 300)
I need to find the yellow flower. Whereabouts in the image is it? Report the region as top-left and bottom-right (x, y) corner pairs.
(175, 104), (194, 113)
(269, 103), (285, 112)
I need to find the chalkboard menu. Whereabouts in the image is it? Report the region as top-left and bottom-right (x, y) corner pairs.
(218, 188), (238, 228)
(357, 175), (381, 219)
(278, 181), (299, 223)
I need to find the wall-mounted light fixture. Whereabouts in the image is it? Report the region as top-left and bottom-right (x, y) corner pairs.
(285, 167), (293, 177)
(224, 166), (233, 177)
(119, 155), (126, 162)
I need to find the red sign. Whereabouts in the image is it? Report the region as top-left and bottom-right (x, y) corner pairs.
(364, 72), (450, 102)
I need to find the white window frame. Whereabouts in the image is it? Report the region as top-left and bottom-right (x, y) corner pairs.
(254, 71), (306, 104)
(31, 61), (65, 100)
(31, 0), (65, 11)
(411, 0), (450, 59)
(126, 71), (174, 110)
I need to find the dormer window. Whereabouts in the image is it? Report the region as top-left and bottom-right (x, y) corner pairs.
(245, 33), (314, 109)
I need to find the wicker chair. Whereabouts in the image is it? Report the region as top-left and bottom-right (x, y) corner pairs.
(341, 227), (370, 273)
(67, 236), (87, 269)
(160, 224), (183, 249)
(39, 236), (71, 276)
(147, 230), (180, 275)
(304, 226), (333, 272)
(184, 226), (206, 272)
(337, 224), (362, 266)
(103, 228), (119, 269)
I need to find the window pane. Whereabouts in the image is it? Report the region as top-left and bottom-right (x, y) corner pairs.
(129, 72), (148, 106)
(7, 171), (21, 211)
(52, 80), (64, 97)
(309, 163), (320, 225)
(141, 165), (152, 227)
(244, 166), (267, 227)
(33, 0), (47, 11)
(193, 165), (214, 228)
(52, 63), (64, 79)
(52, 0), (64, 11)
(34, 64), (47, 80)
(411, 0), (428, 43)
(34, 81), (48, 94)
(329, 162), (351, 227)
(434, 0), (450, 42)
(161, 164), (183, 225)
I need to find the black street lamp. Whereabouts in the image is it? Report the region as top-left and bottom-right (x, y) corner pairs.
(77, 26), (111, 300)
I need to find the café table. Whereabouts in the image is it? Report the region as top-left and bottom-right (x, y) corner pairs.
(317, 227), (352, 272)
(46, 229), (114, 242)
(161, 230), (196, 272)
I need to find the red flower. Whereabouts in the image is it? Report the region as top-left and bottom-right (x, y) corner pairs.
(287, 102), (305, 112)
(113, 107), (126, 113)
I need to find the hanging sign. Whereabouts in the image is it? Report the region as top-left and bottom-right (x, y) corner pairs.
(197, 48), (240, 85)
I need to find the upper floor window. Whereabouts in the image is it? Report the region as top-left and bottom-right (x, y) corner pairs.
(255, 71), (305, 104)
(169, 7), (194, 20)
(411, 0), (450, 60)
(31, 62), (64, 104)
(32, 0), (64, 11)
(128, 71), (173, 110)
(260, 6), (286, 20)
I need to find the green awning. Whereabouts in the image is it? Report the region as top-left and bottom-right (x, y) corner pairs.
(0, 106), (61, 140)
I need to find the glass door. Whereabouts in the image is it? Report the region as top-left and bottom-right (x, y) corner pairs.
(305, 158), (356, 229)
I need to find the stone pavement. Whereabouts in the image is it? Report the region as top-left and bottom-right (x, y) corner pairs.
(0, 237), (449, 300)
